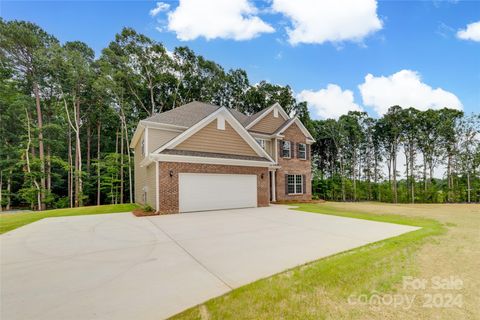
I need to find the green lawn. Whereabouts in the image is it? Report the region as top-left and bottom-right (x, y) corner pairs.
(0, 203), (138, 234)
(171, 203), (446, 320)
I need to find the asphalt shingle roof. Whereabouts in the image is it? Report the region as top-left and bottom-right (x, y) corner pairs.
(142, 101), (280, 129)
(243, 107), (271, 126)
(143, 101), (220, 127)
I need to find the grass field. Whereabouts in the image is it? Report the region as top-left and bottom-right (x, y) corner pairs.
(172, 202), (480, 320)
(0, 203), (138, 234)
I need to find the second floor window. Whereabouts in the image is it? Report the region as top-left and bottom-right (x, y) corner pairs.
(282, 141), (291, 158)
(141, 138), (145, 156)
(298, 143), (306, 159)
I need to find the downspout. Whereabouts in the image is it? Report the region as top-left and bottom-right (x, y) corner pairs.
(156, 161), (160, 212)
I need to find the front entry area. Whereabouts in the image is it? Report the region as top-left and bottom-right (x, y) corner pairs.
(178, 173), (257, 212)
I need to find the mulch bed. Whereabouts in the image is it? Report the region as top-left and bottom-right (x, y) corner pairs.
(132, 208), (160, 217)
(272, 199), (326, 205)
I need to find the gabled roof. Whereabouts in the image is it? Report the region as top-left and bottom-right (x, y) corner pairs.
(277, 117), (316, 142)
(144, 101), (249, 128)
(243, 107), (271, 126)
(245, 103), (289, 130)
(151, 107), (275, 163)
(132, 101), (315, 150)
(272, 118), (296, 135)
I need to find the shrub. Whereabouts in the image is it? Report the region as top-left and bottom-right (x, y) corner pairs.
(143, 204), (154, 212)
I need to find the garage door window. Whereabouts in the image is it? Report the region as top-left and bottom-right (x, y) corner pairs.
(287, 174), (303, 194)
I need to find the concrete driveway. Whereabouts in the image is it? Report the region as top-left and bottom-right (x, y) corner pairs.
(1, 205), (418, 320)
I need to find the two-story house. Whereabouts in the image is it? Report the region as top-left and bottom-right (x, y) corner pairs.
(130, 101), (315, 213)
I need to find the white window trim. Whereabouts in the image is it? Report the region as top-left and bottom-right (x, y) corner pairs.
(298, 143), (306, 160)
(287, 174), (303, 195)
(282, 141), (291, 158)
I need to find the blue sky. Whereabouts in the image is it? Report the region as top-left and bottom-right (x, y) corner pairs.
(1, 0), (479, 119)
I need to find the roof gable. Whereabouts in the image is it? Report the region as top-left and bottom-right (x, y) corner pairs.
(245, 103), (289, 130)
(278, 117), (315, 142)
(152, 107), (275, 162)
(249, 110), (287, 134)
(175, 120), (258, 157)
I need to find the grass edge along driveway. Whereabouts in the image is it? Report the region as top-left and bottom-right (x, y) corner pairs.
(0, 203), (139, 234)
(171, 203), (446, 320)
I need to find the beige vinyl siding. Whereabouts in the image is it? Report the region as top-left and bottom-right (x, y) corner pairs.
(134, 131), (146, 204)
(145, 163), (156, 208)
(175, 119), (258, 156)
(148, 128), (181, 153)
(250, 111), (286, 133)
(133, 127), (179, 205)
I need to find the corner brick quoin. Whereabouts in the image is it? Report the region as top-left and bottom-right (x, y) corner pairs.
(158, 162), (269, 214)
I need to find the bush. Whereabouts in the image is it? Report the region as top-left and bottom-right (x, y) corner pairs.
(55, 197), (70, 209)
(143, 204), (154, 212)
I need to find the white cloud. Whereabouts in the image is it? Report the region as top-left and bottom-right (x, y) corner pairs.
(166, 0), (274, 41)
(149, 2), (170, 17)
(271, 0), (382, 45)
(358, 70), (463, 115)
(456, 21), (480, 42)
(298, 84), (363, 119)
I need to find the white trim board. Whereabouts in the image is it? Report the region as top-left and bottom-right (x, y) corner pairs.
(150, 154), (274, 167)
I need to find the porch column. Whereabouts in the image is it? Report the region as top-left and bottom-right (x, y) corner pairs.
(271, 170), (276, 202)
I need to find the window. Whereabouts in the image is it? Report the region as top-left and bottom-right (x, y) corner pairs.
(298, 143), (306, 159)
(141, 138), (145, 156)
(282, 141), (291, 158)
(256, 138), (266, 150)
(287, 174), (303, 194)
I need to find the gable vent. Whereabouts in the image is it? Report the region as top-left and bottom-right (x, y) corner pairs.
(217, 115), (225, 130)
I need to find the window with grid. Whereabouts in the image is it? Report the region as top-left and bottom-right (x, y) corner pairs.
(282, 141), (291, 158)
(287, 174), (303, 194)
(298, 143), (306, 159)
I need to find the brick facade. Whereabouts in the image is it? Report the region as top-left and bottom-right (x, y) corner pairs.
(275, 123), (312, 201)
(158, 162), (269, 213)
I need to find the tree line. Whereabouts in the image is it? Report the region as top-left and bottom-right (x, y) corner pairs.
(0, 20), (478, 211)
(0, 20), (310, 210)
(312, 108), (479, 203)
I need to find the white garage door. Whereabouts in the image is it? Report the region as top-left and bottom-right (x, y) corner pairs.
(179, 173), (257, 212)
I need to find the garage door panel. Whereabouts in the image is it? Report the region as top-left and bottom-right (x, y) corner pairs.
(179, 173), (257, 212)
